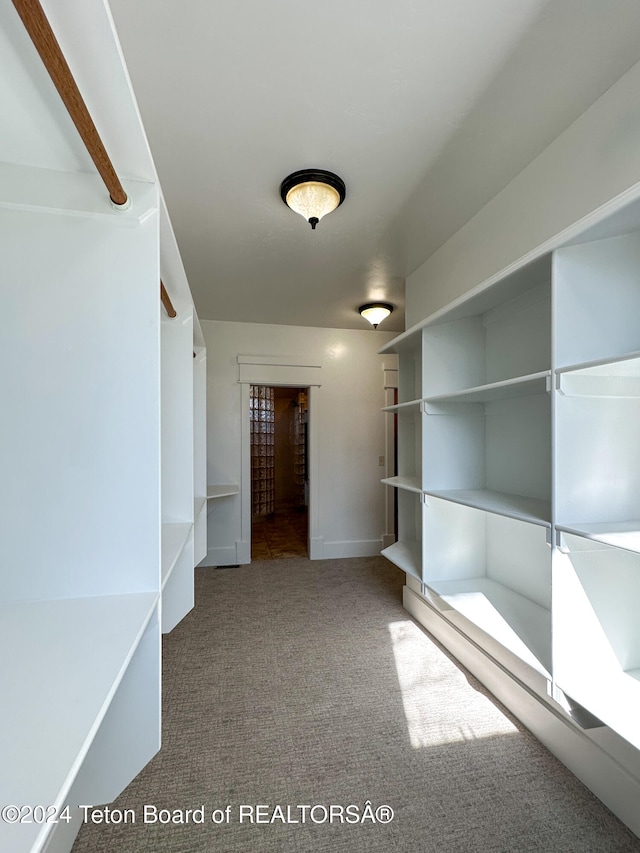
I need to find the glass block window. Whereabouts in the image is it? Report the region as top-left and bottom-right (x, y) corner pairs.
(250, 385), (275, 517)
(293, 389), (308, 507)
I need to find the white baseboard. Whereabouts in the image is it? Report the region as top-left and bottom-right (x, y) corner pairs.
(382, 533), (396, 549)
(205, 539), (386, 563)
(235, 539), (251, 564)
(403, 585), (640, 840)
(321, 539), (383, 559)
(201, 545), (241, 567)
(309, 537), (324, 559)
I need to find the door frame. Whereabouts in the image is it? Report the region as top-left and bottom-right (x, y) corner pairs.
(237, 356), (322, 562)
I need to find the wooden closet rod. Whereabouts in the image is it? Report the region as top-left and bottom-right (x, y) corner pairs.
(160, 281), (177, 318)
(12, 0), (128, 207)
(15, 1), (179, 321)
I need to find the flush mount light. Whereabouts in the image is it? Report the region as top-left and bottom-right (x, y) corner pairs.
(359, 302), (394, 329)
(280, 169), (346, 230)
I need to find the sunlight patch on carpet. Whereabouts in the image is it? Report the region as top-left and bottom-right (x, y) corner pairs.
(389, 620), (518, 748)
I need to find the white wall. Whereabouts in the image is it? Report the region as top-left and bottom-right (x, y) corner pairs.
(202, 320), (396, 564)
(407, 58), (640, 325)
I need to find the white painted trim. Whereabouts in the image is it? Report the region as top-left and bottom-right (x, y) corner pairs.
(238, 363), (322, 386)
(237, 354), (322, 386)
(202, 545), (238, 567)
(240, 374), (320, 563)
(240, 383), (252, 553)
(322, 539), (385, 559)
(382, 533), (396, 549)
(237, 355), (321, 368)
(236, 539), (251, 565)
(403, 586), (640, 839)
(309, 537), (324, 560)
(383, 366), (398, 389)
(307, 386), (320, 559)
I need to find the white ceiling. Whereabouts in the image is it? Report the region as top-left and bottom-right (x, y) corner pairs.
(107, 0), (640, 332)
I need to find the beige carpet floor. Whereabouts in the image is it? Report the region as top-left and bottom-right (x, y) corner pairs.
(72, 556), (640, 852)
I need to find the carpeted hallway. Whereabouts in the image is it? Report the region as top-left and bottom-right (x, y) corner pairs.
(72, 557), (640, 852)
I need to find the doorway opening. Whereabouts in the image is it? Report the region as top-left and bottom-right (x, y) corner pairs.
(250, 385), (308, 559)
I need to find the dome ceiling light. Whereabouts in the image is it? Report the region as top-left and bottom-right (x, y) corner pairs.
(359, 303), (394, 329)
(280, 169), (346, 230)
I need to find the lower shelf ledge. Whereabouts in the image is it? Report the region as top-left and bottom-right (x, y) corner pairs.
(0, 591), (159, 853)
(426, 488), (551, 527)
(558, 521), (640, 554)
(380, 475), (423, 493)
(161, 522), (193, 587)
(381, 540), (421, 581)
(420, 576), (552, 679)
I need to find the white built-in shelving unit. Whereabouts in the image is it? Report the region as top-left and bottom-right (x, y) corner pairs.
(0, 3), (205, 851)
(194, 339), (208, 565)
(160, 304), (194, 634)
(382, 264), (553, 684)
(381, 195), (640, 834)
(552, 231), (640, 754)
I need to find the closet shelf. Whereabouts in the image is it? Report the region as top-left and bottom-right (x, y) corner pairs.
(557, 521), (640, 554)
(0, 162), (157, 226)
(424, 371), (550, 405)
(0, 592), (158, 853)
(207, 484), (240, 499)
(162, 522), (192, 586)
(378, 326), (422, 355)
(557, 351), (640, 398)
(424, 577), (551, 678)
(426, 489), (551, 527)
(382, 399), (422, 413)
(557, 349), (640, 374)
(381, 476), (422, 493)
(381, 540), (421, 581)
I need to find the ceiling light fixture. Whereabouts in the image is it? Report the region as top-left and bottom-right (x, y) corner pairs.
(359, 302), (394, 329)
(280, 169), (346, 230)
